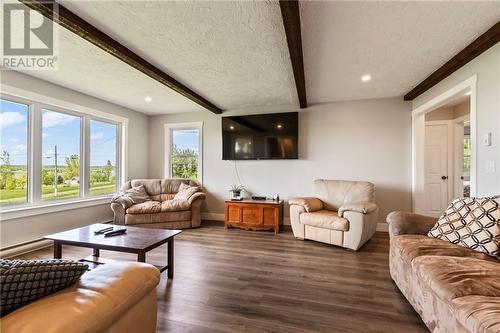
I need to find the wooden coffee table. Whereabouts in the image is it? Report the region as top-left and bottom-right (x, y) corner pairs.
(44, 224), (181, 279)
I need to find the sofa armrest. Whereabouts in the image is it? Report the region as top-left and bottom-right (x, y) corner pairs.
(386, 211), (437, 236)
(188, 192), (206, 205)
(288, 197), (323, 212)
(111, 202), (126, 225)
(338, 202), (378, 217)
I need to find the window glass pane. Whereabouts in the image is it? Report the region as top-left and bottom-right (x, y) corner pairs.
(42, 110), (81, 201)
(90, 120), (117, 196)
(171, 128), (199, 180)
(0, 99), (29, 206)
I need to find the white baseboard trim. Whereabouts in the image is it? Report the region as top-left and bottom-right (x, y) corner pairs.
(201, 212), (388, 232)
(376, 223), (389, 232)
(201, 212), (225, 221)
(0, 240), (52, 259)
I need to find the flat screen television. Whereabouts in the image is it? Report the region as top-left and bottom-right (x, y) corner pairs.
(222, 112), (298, 160)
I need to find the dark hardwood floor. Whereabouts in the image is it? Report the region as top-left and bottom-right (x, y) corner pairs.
(17, 223), (428, 333)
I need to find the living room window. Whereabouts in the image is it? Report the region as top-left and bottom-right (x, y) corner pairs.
(0, 92), (126, 216)
(90, 120), (118, 196)
(165, 122), (203, 182)
(0, 98), (29, 207)
(41, 109), (82, 201)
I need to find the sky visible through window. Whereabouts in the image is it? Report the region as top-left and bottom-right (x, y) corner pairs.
(173, 129), (199, 152)
(42, 110), (81, 166)
(91, 120), (117, 167)
(0, 99), (28, 166)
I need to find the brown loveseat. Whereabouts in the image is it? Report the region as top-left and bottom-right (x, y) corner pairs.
(111, 179), (205, 229)
(0, 262), (160, 333)
(387, 211), (500, 333)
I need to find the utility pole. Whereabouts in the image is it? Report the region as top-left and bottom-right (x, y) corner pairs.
(54, 145), (58, 196)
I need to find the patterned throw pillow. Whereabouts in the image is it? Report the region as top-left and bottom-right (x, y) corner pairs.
(0, 259), (88, 316)
(173, 183), (200, 201)
(428, 196), (500, 257)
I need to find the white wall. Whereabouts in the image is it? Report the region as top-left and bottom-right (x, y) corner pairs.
(149, 98), (413, 225)
(413, 43), (500, 196)
(0, 71), (149, 248)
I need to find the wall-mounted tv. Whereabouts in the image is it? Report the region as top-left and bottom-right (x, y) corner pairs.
(222, 112), (298, 160)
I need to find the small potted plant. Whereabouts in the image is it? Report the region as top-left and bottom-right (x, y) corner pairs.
(229, 185), (244, 201)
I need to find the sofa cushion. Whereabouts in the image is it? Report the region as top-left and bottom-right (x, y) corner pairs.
(0, 259), (88, 316)
(126, 211), (191, 225)
(161, 199), (191, 212)
(301, 210), (349, 231)
(452, 295), (500, 333)
(412, 256), (500, 302)
(428, 196), (500, 257)
(391, 234), (495, 265)
(173, 183), (200, 201)
(130, 179), (162, 196)
(126, 201), (162, 214)
(161, 179), (197, 194)
(0, 262), (159, 333)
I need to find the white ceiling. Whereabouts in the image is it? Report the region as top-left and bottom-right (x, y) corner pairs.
(301, 1), (500, 103)
(8, 1), (500, 115)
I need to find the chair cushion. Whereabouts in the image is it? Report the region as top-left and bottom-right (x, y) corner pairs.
(300, 210), (349, 231)
(452, 295), (500, 333)
(391, 234), (496, 265)
(412, 256), (500, 302)
(313, 179), (374, 211)
(126, 201), (161, 214)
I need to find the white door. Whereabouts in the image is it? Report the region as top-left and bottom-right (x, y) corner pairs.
(424, 124), (449, 217)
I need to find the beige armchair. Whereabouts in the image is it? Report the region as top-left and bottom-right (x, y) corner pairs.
(111, 179), (205, 229)
(289, 179), (378, 251)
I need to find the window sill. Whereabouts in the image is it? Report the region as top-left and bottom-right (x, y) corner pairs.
(0, 196), (113, 221)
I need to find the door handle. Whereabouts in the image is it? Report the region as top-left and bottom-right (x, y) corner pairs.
(441, 176), (448, 180)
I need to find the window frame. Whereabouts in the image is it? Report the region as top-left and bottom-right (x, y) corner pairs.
(0, 87), (128, 219)
(164, 122), (203, 184)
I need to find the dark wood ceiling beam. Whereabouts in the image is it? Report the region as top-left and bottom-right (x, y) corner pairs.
(20, 0), (223, 114)
(404, 20), (500, 101)
(279, 0), (307, 109)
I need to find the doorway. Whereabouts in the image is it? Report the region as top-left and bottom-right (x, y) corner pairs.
(412, 75), (477, 216)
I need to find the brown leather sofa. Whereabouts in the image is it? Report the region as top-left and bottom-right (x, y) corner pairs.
(289, 179), (378, 250)
(387, 211), (500, 333)
(0, 262), (160, 333)
(111, 178), (205, 229)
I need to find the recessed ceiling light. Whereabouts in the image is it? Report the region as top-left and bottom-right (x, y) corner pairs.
(276, 124), (283, 129)
(465, 91), (471, 96)
(361, 74), (371, 82)
(144, 96), (152, 102)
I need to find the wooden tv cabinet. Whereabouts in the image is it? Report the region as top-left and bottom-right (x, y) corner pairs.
(224, 199), (283, 234)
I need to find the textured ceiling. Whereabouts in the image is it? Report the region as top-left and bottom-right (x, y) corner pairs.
(15, 0), (297, 115)
(16, 26), (205, 114)
(7, 1), (500, 114)
(301, 1), (500, 104)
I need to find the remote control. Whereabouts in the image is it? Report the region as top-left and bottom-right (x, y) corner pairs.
(94, 226), (113, 235)
(104, 229), (127, 237)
